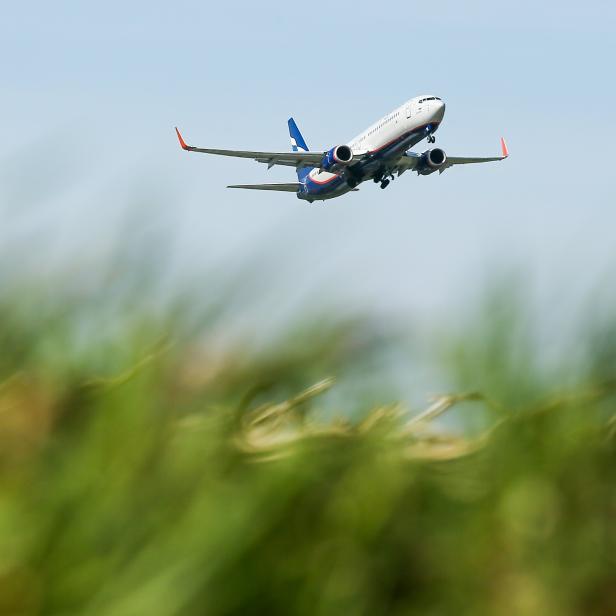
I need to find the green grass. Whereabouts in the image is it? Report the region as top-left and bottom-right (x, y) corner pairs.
(0, 275), (614, 615)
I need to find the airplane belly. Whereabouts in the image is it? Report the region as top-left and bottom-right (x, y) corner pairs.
(302, 170), (352, 201)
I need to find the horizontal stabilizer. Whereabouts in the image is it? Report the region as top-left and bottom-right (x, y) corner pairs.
(227, 183), (300, 192)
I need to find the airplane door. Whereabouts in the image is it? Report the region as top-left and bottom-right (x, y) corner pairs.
(406, 104), (412, 119)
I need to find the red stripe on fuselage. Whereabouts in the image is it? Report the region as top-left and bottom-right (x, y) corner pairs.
(368, 121), (439, 155)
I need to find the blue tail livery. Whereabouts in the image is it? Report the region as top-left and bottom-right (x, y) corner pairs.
(288, 118), (313, 183)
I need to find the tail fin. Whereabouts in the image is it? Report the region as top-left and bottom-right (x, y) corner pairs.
(288, 118), (313, 182)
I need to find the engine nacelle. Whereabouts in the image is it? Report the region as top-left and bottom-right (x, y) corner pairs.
(416, 148), (447, 175)
(321, 145), (354, 173)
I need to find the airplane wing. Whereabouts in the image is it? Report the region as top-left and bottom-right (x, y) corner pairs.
(175, 128), (360, 169)
(397, 138), (509, 173)
(227, 183), (359, 193)
(444, 138), (509, 169)
(227, 183), (300, 192)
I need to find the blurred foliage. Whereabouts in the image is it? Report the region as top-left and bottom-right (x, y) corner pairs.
(0, 261), (615, 615)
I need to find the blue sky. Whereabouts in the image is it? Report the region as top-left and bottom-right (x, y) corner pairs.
(2, 1), (615, 332)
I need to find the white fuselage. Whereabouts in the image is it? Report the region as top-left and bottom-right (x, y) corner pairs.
(304, 95), (446, 190)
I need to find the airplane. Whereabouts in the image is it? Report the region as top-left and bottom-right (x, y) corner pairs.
(175, 95), (508, 204)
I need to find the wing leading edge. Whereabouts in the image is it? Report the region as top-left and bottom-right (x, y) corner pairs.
(175, 127), (361, 170)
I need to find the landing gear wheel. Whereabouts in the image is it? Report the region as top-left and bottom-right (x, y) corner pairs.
(427, 135), (435, 144)
(380, 180), (390, 190)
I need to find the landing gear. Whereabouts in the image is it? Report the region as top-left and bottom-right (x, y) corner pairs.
(346, 168), (363, 189)
(427, 135), (436, 144)
(375, 169), (395, 189)
(375, 168), (395, 181)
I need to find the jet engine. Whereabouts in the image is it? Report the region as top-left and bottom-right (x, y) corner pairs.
(321, 145), (354, 173)
(416, 148), (447, 175)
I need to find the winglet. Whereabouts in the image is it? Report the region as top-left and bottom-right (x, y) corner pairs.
(500, 137), (509, 159)
(175, 127), (189, 150)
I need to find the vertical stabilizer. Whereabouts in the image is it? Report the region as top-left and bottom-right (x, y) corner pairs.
(288, 118), (313, 182)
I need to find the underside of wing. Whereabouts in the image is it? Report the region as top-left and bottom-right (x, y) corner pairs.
(175, 128), (361, 170)
(227, 183), (300, 192)
(395, 138), (509, 174)
(443, 138), (509, 169)
(395, 152), (422, 173)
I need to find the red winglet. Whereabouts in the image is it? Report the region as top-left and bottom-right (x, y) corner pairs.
(175, 127), (189, 150)
(500, 137), (509, 158)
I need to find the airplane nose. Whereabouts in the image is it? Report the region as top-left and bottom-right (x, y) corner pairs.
(433, 101), (446, 122)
